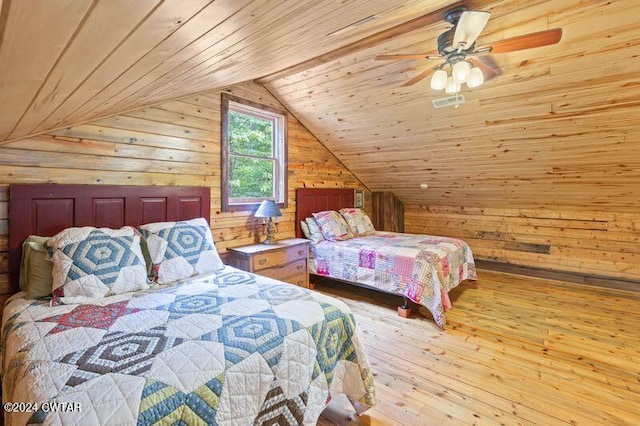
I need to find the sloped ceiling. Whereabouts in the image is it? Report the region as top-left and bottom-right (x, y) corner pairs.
(0, 0), (451, 141)
(262, 0), (640, 211)
(1, 0), (639, 212)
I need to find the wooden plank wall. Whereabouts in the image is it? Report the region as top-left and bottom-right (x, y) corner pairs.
(371, 192), (404, 232)
(404, 205), (640, 283)
(0, 81), (370, 303)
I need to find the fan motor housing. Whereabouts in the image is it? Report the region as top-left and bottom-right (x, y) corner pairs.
(437, 28), (457, 54)
(438, 28), (475, 55)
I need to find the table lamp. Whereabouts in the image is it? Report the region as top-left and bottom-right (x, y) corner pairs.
(254, 200), (282, 244)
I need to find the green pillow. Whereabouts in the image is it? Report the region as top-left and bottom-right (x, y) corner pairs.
(19, 236), (53, 299)
(139, 234), (154, 277)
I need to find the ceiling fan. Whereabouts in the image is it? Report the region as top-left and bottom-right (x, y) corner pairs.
(375, 7), (562, 92)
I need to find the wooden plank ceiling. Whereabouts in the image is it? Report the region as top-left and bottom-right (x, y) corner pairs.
(0, 0), (450, 142)
(262, 0), (640, 212)
(1, 0), (639, 212)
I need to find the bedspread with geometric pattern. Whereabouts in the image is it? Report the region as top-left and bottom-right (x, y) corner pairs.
(309, 231), (477, 327)
(1, 267), (375, 425)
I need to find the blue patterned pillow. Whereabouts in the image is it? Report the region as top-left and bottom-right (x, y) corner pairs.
(138, 217), (224, 284)
(46, 227), (149, 304)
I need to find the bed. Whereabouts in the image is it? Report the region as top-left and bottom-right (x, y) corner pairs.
(2, 184), (375, 425)
(296, 188), (477, 327)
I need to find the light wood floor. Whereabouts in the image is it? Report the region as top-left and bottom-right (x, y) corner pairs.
(317, 269), (640, 425)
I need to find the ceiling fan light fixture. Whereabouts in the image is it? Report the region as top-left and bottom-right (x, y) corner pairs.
(430, 69), (448, 90)
(452, 60), (471, 84)
(445, 76), (460, 94)
(377, 8), (563, 91)
(467, 66), (484, 88)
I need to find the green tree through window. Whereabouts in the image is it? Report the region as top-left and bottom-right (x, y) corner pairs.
(221, 94), (287, 212)
(228, 111), (274, 199)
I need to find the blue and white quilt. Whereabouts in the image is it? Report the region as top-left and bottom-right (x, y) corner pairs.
(1, 267), (375, 425)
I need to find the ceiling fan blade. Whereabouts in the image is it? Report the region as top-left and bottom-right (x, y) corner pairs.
(401, 67), (436, 87)
(468, 57), (500, 81)
(375, 54), (432, 60)
(453, 11), (491, 49)
(487, 28), (562, 54)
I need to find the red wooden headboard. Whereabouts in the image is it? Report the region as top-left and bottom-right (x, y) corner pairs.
(9, 184), (211, 292)
(295, 188), (354, 238)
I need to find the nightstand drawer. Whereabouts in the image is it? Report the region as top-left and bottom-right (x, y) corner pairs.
(252, 245), (308, 271)
(259, 258), (307, 281)
(226, 238), (310, 289)
(284, 273), (308, 288)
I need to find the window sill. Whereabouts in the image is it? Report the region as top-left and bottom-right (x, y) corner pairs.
(223, 201), (287, 213)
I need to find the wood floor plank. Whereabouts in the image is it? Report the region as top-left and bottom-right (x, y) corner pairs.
(317, 269), (640, 425)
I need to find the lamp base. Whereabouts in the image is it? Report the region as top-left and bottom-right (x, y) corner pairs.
(262, 218), (278, 245)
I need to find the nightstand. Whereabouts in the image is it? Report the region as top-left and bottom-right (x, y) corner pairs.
(227, 238), (310, 288)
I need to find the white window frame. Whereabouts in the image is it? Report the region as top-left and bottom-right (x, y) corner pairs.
(221, 93), (287, 212)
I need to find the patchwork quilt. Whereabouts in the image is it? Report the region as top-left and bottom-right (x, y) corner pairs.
(309, 232), (477, 327)
(1, 267), (375, 425)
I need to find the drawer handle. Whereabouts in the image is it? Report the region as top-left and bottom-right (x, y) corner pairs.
(258, 258), (267, 265)
(297, 265), (303, 271)
(297, 250), (305, 256)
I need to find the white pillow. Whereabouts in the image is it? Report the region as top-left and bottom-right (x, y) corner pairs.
(304, 217), (326, 243)
(300, 220), (311, 239)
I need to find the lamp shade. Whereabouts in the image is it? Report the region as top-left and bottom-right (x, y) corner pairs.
(254, 200), (282, 218)
(430, 69), (448, 90)
(467, 67), (484, 88)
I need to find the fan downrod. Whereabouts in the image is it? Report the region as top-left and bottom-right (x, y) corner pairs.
(443, 7), (467, 24)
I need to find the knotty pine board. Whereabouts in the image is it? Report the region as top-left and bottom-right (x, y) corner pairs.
(405, 205), (640, 283)
(0, 0), (448, 142)
(315, 269), (640, 425)
(0, 81), (370, 299)
(264, 0), (640, 213)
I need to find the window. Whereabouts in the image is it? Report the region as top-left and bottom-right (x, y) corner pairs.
(221, 93), (287, 212)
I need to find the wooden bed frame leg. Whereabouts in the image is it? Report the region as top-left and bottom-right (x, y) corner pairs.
(397, 296), (412, 318)
(308, 274), (316, 290)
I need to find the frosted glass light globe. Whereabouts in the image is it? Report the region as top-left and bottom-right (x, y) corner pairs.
(445, 76), (460, 94)
(452, 61), (471, 84)
(467, 67), (485, 88)
(430, 69), (447, 90)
